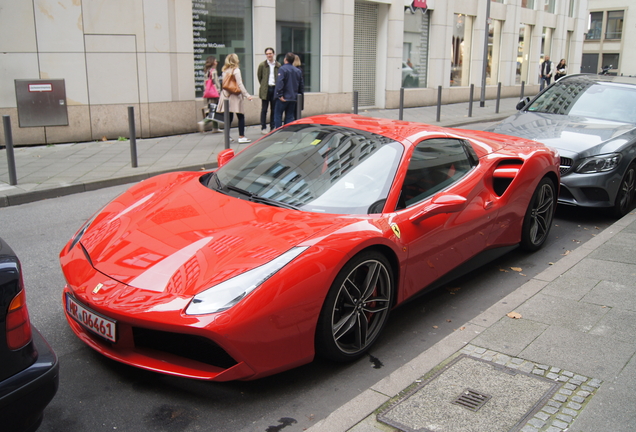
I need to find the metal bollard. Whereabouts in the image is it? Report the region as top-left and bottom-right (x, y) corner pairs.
(2, 115), (17, 185)
(296, 94), (303, 120)
(399, 87), (404, 120)
(468, 84), (474, 117)
(520, 81), (525, 100)
(127, 106), (138, 168)
(223, 100), (230, 150)
(436, 86), (442, 122)
(353, 91), (358, 115)
(496, 82), (502, 113)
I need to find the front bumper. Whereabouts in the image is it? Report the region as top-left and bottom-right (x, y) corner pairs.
(558, 169), (624, 208)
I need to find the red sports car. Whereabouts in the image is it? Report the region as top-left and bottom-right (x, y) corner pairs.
(60, 114), (559, 381)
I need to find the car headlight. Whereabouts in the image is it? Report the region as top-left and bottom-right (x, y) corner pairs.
(185, 246), (308, 315)
(576, 153), (622, 174)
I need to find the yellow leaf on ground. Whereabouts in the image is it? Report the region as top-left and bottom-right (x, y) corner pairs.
(432, 325), (439, 329)
(511, 267), (522, 272)
(507, 311), (522, 319)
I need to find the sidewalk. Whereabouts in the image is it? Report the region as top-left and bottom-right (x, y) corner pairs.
(0, 97), (519, 208)
(3, 97), (635, 431)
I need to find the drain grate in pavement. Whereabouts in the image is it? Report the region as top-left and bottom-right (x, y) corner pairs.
(377, 354), (559, 432)
(452, 389), (492, 412)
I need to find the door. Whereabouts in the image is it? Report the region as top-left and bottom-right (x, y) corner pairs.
(389, 138), (499, 302)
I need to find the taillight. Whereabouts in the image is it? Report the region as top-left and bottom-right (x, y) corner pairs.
(6, 287), (33, 350)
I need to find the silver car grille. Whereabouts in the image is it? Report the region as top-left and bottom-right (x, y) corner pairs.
(560, 157), (573, 175)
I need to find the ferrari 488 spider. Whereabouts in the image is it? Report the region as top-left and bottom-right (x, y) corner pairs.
(60, 114), (559, 381)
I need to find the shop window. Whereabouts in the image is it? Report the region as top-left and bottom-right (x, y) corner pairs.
(486, 20), (503, 85)
(451, 14), (473, 87)
(516, 24), (532, 84)
(276, 0), (321, 93)
(192, 0), (254, 97)
(403, 6), (430, 88)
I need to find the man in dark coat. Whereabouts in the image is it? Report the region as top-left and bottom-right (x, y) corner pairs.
(257, 47), (280, 134)
(274, 52), (304, 129)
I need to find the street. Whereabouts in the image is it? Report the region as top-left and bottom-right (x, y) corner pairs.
(0, 125), (620, 432)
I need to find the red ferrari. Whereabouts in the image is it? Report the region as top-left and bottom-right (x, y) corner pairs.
(60, 114), (559, 381)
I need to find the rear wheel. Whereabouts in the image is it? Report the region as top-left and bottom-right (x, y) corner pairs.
(520, 177), (556, 251)
(315, 251), (393, 362)
(612, 162), (635, 218)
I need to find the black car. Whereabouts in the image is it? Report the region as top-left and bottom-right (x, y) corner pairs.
(487, 74), (636, 217)
(0, 237), (59, 432)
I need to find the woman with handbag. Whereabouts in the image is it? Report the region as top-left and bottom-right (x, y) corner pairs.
(199, 56), (221, 133)
(217, 53), (253, 143)
(555, 59), (567, 81)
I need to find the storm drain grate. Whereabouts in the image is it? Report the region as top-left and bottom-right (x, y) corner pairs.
(452, 389), (491, 412)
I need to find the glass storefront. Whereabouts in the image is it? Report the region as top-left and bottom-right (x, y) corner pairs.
(403, 7), (430, 88)
(276, 0), (321, 93)
(192, 0), (253, 97)
(451, 14), (473, 87)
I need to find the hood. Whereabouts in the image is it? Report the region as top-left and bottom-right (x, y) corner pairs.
(488, 112), (636, 157)
(78, 172), (344, 296)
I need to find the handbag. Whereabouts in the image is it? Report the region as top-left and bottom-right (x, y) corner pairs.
(203, 78), (219, 98)
(222, 69), (241, 95)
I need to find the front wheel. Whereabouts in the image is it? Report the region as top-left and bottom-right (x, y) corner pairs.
(612, 162), (636, 218)
(315, 251), (393, 362)
(520, 177), (556, 251)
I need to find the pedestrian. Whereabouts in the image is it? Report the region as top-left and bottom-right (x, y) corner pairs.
(257, 47), (280, 135)
(198, 56), (221, 133)
(217, 53), (253, 143)
(539, 55), (554, 91)
(274, 52), (304, 129)
(555, 59), (567, 81)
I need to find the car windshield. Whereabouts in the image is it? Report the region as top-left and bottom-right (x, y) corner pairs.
(526, 80), (636, 123)
(210, 124), (404, 214)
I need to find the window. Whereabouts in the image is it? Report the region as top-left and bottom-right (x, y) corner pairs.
(276, 0), (321, 92)
(192, 0), (254, 97)
(486, 20), (503, 85)
(568, 0), (575, 17)
(403, 6), (430, 88)
(544, 0), (556, 14)
(451, 14), (473, 87)
(605, 11), (624, 39)
(517, 24), (532, 84)
(399, 139), (475, 209)
(586, 12), (602, 40)
(521, 0), (534, 9)
(602, 53), (619, 71)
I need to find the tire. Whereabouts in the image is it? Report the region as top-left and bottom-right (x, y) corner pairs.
(315, 251), (393, 362)
(520, 177), (556, 252)
(612, 162), (636, 218)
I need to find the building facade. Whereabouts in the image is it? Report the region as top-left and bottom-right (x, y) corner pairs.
(582, 0), (634, 75)
(0, 0), (587, 146)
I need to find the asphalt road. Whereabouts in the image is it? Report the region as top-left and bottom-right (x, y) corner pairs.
(0, 128), (621, 432)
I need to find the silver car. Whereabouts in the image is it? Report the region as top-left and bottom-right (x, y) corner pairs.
(487, 74), (636, 217)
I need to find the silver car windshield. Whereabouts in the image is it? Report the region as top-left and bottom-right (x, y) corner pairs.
(527, 81), (636, 123)
(212, 124), (404, 214)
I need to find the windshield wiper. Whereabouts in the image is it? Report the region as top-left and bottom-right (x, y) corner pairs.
(226, 185), (301, 210)
(250, 195), (302, 211)
(207, 172), (228, 195)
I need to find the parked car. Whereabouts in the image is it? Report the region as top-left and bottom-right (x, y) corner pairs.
(487, 74), (636, 217)
(60, 114), (559, 381)
(1, 237), (59, 432)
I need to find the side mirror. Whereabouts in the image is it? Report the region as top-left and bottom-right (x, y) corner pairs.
(516, 97), (531, 110)
(409, 194), (468, 224)
(217, 149), (235, 167)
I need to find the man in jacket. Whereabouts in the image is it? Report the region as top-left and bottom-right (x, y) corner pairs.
(257, 47), (280, 134)
(539, 56), (553, 91)
(274, 52), (304, 129)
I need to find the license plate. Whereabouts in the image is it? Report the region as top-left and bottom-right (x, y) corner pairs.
(66, 294), (117, 343)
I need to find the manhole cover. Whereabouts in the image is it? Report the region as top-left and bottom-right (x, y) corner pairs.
(377, 355), (559, 432)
